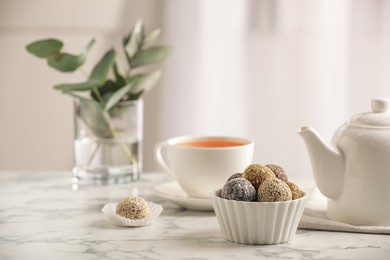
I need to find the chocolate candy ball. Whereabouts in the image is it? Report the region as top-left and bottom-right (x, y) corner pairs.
(227, 173), (243, 182)
(242, 164), (275, 189)
(258, 178), (292, 202)
(266, 164), (288, 182)
(286, 181), (305, 200)
(221, 178), (256, 202)
(116, 196), (150, 220)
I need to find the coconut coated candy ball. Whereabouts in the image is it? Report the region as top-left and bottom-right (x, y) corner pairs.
(258, 178), (292, 202)
(221, 178), (256, 202)
(226, 172), (243, 182)
(242, 164), (275, 189)
(116, 196), (150, 220)
(286, 181), (305, 200)
(266, 164), (288, 182)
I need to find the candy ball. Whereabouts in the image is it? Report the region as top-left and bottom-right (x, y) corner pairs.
(227, 173), (243, 182)
(266, 164), (288, 182)
(221, 178), (256, 202)
(116, 196), (150, 220)
(286, 181), (305, 200)
(242, 164), (275, 189)
(258, 178), (292, 202)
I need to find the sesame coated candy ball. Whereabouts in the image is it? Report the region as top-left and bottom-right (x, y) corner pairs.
(116, 196), (150, 220)
(258, 178), (292, 202)
(227, 173), (243, 182)
(266, 164), (288, 182)
(242, 164), (275, 189)
(221, 178), (256, 202)
(286, 181), (305, 200)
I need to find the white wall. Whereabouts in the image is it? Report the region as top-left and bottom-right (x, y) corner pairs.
(0, 0), (163, 171)
(1, 0), (390, 180)
(155, 0), (390, 179)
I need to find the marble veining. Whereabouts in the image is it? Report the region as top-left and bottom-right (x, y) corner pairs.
(0, 171), (389, 260)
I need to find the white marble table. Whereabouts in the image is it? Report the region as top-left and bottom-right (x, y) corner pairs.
(0, 171), (389, 260)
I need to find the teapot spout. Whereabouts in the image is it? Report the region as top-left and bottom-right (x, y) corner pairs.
(298, 126), (345, 200)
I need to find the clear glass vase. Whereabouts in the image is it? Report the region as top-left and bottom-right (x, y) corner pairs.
(72, 100), (143, 184)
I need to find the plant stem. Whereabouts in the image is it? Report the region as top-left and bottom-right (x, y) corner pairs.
(92, 88), (104, 104)
(102, 111), (138, 175)
(86, 142), (100, 169)
(83, 87), (139, 176)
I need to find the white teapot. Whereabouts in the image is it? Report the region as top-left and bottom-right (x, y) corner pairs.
(298, 99), (390, 226)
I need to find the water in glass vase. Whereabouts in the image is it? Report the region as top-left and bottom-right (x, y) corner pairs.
(73, 137), (142, 184)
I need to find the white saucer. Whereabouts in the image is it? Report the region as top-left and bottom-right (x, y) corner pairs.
(153, 182), (214, 211)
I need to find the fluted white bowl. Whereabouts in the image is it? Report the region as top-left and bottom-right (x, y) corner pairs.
(211, 189), (307, 245)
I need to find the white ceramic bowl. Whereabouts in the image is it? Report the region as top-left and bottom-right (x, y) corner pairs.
(211, 189), (307, 245)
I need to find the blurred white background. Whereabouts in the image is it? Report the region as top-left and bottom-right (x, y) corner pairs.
(1, 0), (390, 179)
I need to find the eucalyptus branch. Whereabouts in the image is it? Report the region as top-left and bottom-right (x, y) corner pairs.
(26, 19), (172, 180)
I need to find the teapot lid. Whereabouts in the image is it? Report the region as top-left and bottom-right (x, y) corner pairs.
(350, 99), (390, 127)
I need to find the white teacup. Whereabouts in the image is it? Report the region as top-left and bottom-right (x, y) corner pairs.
(154, 136), (254, 198)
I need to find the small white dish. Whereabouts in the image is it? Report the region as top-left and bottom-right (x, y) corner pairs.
(101, 201), (163, 227)
(153, 182), (213, 211)
(211, 189), (307, 245)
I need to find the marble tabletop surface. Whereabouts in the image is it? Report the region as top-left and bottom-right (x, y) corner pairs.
(0, 171), (389, 260)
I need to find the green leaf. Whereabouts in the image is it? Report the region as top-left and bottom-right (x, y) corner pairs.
(26, 39), (63, 58)
(90, 79), (121, 102)
(54, 80), (100, 91)
(127, 92), (143, 101)
(77, 99), (112, 138)
(123, 33), (131, 47)
(47, 53), (83, 72)
(83, 38), (96, 55)
(46, 38), (95, 72)
(89, 49), (116, 84)
(130, 46), (173, 68)
(129, 70), (161, 95)
(113, 62), (126, 87)
(125, 19), (144, 58)
(142, 29), (161, 47)
(104, 83), (133, 111)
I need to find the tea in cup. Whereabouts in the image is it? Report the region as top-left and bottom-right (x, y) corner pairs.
(154, 136), (254, 198)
